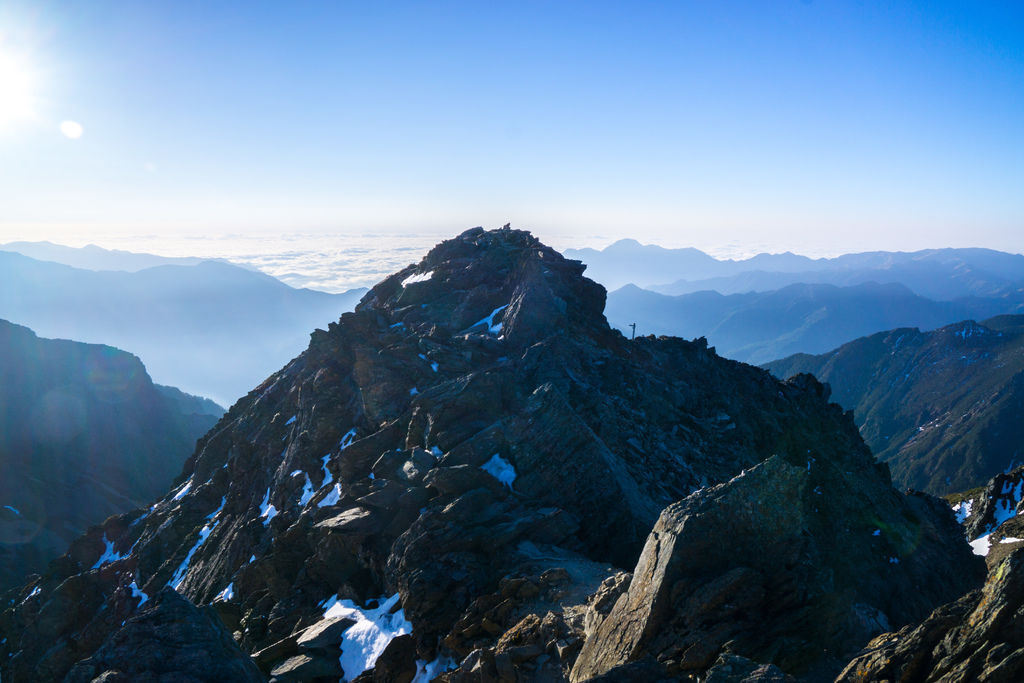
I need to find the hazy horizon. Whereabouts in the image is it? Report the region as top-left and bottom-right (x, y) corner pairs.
(3, 227), (1022, 295)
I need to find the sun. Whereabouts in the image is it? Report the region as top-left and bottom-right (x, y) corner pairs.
(0, 48), (36, 129)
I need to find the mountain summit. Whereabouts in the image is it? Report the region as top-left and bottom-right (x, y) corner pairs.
(1, 228), (982, 682)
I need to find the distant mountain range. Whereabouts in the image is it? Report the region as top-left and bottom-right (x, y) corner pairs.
(605, 281), (1024, 365)
(765, 315), (1024, 495)
(0, 240), (216, 271)
(0, 250), (367, 405)
(565, 240), (1024, 301)
(0, 319), (222, 592)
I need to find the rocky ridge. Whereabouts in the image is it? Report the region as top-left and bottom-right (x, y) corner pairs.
(0, 228), (984, 682)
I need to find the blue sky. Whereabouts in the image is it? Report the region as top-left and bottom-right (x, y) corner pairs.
(0, 1), (1021, 254)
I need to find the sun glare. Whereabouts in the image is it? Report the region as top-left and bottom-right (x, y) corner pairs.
(0, 47), (37, 129)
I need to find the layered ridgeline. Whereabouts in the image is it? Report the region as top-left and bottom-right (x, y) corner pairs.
(0, 320), (222, 593)
(0, 229), (982, 682)
(765, 316), (1024, 495)
(605, 283), (1022, 366)
(0, 250), (366, 405)
(566, 239), (1024, 299)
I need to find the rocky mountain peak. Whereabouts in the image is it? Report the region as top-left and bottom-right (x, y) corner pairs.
(355, 226), (611, 349)
(0, 229), (985, 682)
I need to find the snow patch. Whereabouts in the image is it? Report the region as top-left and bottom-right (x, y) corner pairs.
(92, 534), (125, 569)
(1001, 537), (1024, 544)
(259, 488), (278, 525)
(953, 499), (974, 523)
(168, 520), (219, 590)
(207, 497), (227, 520)
(129, 580), (149, 607)
(481, 454), (516, 488)
(413, 656), (458, 682)
(215, 582), (235, 602)
(171, 479), (192, 501)
(299, 473), (315, 506)
(321, 454), (334, 488)
(401, 270), (433, 286)
(970, 534), (992, 557)
(318, 484), (342, 508)
(473, 304), (508, 334)
(320, 593), (413, 681)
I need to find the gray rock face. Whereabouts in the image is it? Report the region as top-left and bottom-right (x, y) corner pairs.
(572, 454), (983, 681)
(838, 547), (1024, 682)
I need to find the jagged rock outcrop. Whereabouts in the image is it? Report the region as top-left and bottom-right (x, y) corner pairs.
(945, 465), (1024, 568)
(838, 547), (1024, 682)
(0, 228), (986, 682)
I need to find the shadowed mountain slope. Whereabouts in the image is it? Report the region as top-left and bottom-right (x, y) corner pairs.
(0, 320), (222, 592)
(765, 316), (1024, 495)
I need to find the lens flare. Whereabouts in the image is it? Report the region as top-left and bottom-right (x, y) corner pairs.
(0, 49), (36, 129)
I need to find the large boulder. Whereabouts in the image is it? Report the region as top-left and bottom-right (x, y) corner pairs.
(572, 454), (984, 681)
(64, 587), (263, 682)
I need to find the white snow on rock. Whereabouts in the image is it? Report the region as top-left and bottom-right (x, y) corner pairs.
(129, 580), (149, 607)
(401, 270), (433, 287)
(319, 593), (413, 681)
(299, 473), (315, 506)
(168, 520), (219, 590)
(259, 488), (278, 525)
(207, 497), (227, 520)
(92, 534), (125, 569)
(473, 304), (508, 334)
(970, 534), (992, 557)
(318, 484), (343, 508)
(953, 499), (974, 523)
(412, 656), (457, 682)
(481, 453), (516, 488)
(1001, 536), (1024, 544)
(171, 479), (193, 501)
(215, 582), (235, 602)
(22, 585), (40, 603)
(321, 454), (334, 488)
